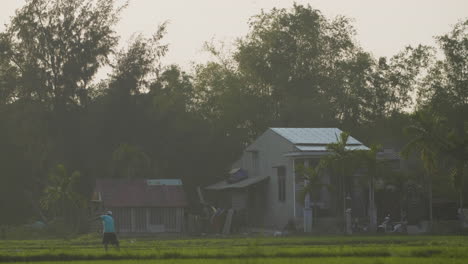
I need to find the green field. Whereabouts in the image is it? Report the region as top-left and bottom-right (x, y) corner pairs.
(1, 234), (467, 263)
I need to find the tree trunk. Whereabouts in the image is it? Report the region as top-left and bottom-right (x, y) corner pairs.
(427, 172), (433, 232)
(460, 164), (465, 210)
(341, 171), (346, 233)
(368, 174), (377, 233)
(304, 189), (312, 233)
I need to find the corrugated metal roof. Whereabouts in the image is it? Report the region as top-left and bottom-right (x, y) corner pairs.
(284, 151), (328, 157)
(205, 175), (270, 191)
(295, 145), (369, 152)
(94, 179), (187, 208)
(146, 179), (182, 186)
(271, 128), (363, 145)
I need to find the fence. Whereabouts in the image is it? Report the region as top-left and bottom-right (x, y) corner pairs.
(111, 207), (184, 233)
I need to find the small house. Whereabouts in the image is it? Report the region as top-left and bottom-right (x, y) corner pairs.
(205, 128), (370, 232)
(91, 179), (187, 233)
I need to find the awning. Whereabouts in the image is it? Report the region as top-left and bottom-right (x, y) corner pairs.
(295, 145), (369, 152)
(285, 144), (370, 157)
(205, 175), (269, 191)
(284, 151), (328, 157)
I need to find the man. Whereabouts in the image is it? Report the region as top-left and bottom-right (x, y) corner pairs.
(94, 211), (120, 252)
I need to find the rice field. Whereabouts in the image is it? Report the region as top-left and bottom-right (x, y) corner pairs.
(1, 234), (467, 263)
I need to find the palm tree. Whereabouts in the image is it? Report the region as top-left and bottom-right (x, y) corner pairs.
(445, 123), (468, 210)
(402, 111), (448, 229)
(296, 164), (330, 226)
(356, 145), (382, 233)
(320, 132), (361, 230)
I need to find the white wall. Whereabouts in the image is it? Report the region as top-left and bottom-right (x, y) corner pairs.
(234, 129), (297, 229)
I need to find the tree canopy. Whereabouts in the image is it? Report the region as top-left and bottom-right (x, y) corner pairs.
(0, 1), (466, 229)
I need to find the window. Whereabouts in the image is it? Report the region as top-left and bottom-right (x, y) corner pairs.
(278, 166), (286, 202)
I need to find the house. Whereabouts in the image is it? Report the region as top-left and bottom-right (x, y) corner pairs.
(205, 128), (370, 232)
(91, 179), (187, 233)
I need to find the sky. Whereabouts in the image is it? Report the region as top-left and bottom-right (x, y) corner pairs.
(1, 0), (467, 72)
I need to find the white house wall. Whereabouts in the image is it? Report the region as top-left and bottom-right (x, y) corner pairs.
(235, 129), (297, 229)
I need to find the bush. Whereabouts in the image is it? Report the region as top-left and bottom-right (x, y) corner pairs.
(431, 220), (463, 234)
(45, 219), (74, 239)
(2, 224), (48, 240)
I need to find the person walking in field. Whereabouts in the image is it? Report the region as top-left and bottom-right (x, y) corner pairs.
(93, 211), (120, 252)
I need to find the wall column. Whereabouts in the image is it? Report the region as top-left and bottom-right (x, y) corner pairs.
(131, 208), (135, 232)
(146, 208), (150, 233)
(304, 159), (312, 232)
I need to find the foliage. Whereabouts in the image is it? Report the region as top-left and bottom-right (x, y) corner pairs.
(0, 0), (466, 227)
(1, 0), (124, 108)
(318, 132), (362, 217)
(402, 109), (468, 208)
(418, 19), (468, 108)
(235, 5), (364, 126)
(40, 164), (87, 231)
(112, 143), (151, 179)
(109, 22), (169, 97)
(366, 45), (433, 119)
(295, 164), (330, 205)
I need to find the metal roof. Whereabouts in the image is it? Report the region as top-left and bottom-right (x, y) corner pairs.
(94, 179), (188, 208)
(205, 175), (270, 191)
(295, 145), (369, 152)
(271, 128), (363, 145)
(284, 151), (329, 157)
(146, 179), (182, 186)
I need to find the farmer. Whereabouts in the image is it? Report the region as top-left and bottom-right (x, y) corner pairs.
(93, 211), (120, 252)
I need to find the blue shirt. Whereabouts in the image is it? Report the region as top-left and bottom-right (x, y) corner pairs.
(100, 215), (116, 233)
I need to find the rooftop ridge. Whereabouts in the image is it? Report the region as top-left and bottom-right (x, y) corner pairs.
(270, 127), (364, 145)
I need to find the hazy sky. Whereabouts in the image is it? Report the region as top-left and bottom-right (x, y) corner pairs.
(1, 0), (467, 71)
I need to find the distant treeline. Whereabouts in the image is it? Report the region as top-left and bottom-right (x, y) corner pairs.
(0, 0), (466, 227)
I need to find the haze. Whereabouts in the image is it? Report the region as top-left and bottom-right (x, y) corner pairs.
(1, 0), (467, 70)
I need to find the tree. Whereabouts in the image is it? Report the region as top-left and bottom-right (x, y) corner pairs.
(402, 110), (449, 229)
(1, 0), (124, 108)
(0, 99), (51, 224)
(407, 19), (468, 217)
(235, 4), (364, 126)
(40, 164), (86, 230)
(210, 4), (433, 129)
(112, 143), (150, 179)
(100, 24), (170, 159)
(364, 45), (433, 122)
(444, 112), (468, 209)
(356, 145), (383, 233)
(296, 163), (330, 226)
(0, 1), (127, 201)
(418, 19), (467, 109)
(402, 109), (468, 226)
(194, 61), (266, 145)
(0, 39), (19, 104)
(319, 132), (361, 228)
(109, 23), (168, 98)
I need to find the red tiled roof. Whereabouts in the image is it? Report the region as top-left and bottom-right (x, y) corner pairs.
(94, 179), (188, 208)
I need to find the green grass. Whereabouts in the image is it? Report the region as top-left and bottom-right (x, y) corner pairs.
(1, 235), (467, 263)
(22, 258), (468, 264)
